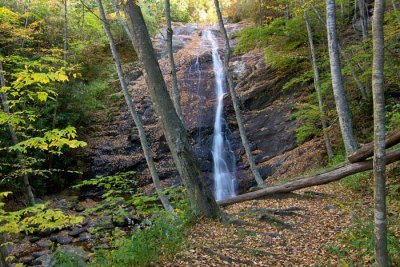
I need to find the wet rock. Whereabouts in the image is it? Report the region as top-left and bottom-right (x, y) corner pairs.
(56, 231), (73, 245)
(53, 199), (71, 211)
(74, 204), (85, 212)
(90, 215), (114, 230)
(49, 233), (58, 242)
(92, 244), (110, 251)
(80, 217), (90, 226)
(259, 165), (275, 178)
(35, 239), (52, 248)
(35, 253), (51, 266)
(32, 250), (50, 258)
(78, 232), (91, 242)
(28, 236), (41, 243)
(37, 228), (58, 237)
(19, 255), (34, 264)
(68, 227), (87, 237)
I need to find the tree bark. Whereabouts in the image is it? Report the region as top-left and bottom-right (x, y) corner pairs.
(348, 130), (400, 163)
(303, 3), (334, 159)
(0, 62), (35, 206)
(122, 0), (221, 218)
(359, 0), (368, 40)
(218, 148), (400, 206)
(112, 0), (134, 41)
(165, 0), (184, 123)
(311, 3), (368, 101)
(97, 0), (175, 215)
(326, 0), (359, 156)
(341, 0), (345, 20)
(371, 0), (388, 265)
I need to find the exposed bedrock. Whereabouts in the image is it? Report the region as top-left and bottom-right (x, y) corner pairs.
(80, 23), (308, 194)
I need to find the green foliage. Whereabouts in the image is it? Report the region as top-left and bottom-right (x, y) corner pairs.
(326, 215), (400, 266)
(129, 185), (189, 218)
(290, 101), (322, 144)
(89, 212), (186, 267)
(282, 70), (313, 91)
(0, 192), (83, 235)
(51, 250), (84, 267)
(234, 17), (308, 71)
(0, 56), (86, 195)
(339, 171), (372, 193)
(73, 171), (137, 197)
(233, 26), (272, 54)
(9, 126), (87, 154)
(386, 103), (400, 131)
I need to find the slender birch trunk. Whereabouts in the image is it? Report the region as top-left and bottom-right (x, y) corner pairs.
(303, 3), (334, 159)
(340, 0), (345, 20)
(97, 0), (175, 215)
(359, 0), (368, 40)
(311, 3), (368, 100)
(112, 0), (134, 41)
(165, 0), (184, 123)
(213, 0), (265, 187)
(123, 0), (221, 218)
(0, 62), (35, 206)
(372, 0), (388, 265)
(326, 0), (359, 156)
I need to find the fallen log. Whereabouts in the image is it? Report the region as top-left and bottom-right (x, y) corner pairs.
(348, 130), (400, 163)
(218, 148), (400, 207)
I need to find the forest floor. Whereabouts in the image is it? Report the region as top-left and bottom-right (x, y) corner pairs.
(164, 181), (384, 266)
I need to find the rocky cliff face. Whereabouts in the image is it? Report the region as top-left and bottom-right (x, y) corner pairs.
(81, 22), (313, 193)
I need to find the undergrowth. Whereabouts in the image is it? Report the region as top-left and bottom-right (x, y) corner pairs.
(89, 212), (191, 267)
(325, 214), (400, 266)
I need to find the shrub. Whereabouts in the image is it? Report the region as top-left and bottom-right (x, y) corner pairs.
(89, 212), (187, 267)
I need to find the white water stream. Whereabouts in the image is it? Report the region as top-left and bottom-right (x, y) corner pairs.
(205, 30), (237, 201)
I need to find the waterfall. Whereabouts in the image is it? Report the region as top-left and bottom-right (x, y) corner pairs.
(189, 55), (202, 144)
(205, 30), (237, 201)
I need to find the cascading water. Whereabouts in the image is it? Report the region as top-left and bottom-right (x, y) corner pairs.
(188, 55), (203, 144)
(205, 30), (237, 201)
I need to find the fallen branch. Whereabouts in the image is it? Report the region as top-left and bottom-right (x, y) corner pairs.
(348, 130), (400, 163)
(218, 148), (400, 206)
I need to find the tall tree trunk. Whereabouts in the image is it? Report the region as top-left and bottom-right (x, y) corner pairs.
(326, 0), (359, 156)
(285, 1), (291, 24)
(122, 0), (221, 218)
(258, 0), (263, 25)
(52, 0), (68, 129)
(359, 0), (368, 40)
(353, 0), (358, 30)
(97, 0), (175, 215)
(112, 0), (134, 41)
(303, 4), (334, 159)
(341, 0), (345, 20)
(213, 0), (265, 187)
(372, 0), (388, 265)
(0, 62), (35, 206)
(393, 0), (400, 20)
(311, 3), (368, 100)
(165, 0), (184, 123)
